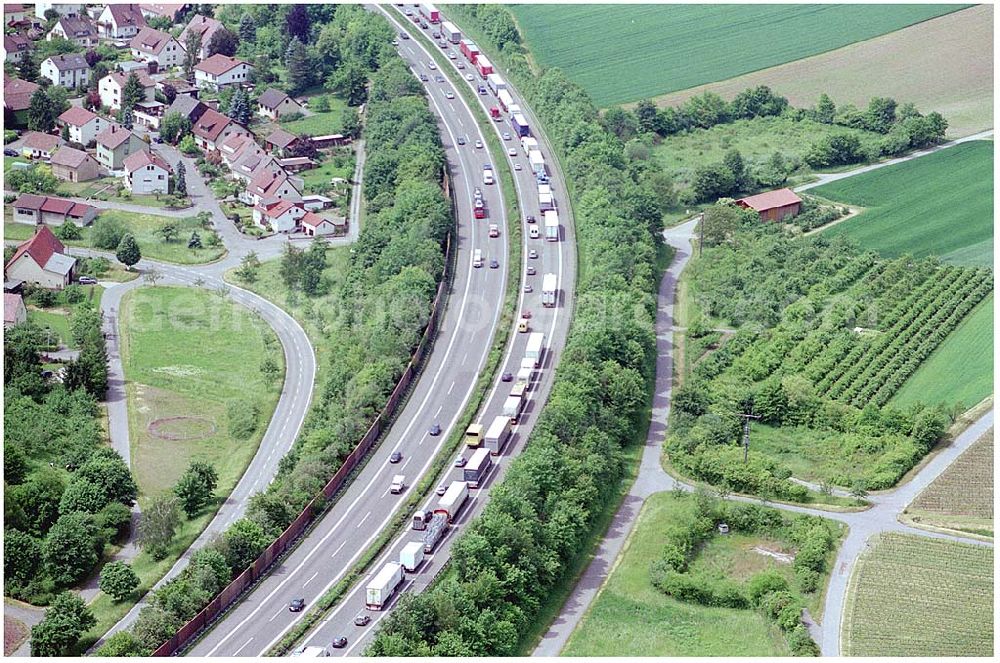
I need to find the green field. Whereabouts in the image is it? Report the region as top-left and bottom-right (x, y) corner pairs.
(817, 141), (993, 265)
(843, 533), (993, 656)
(280, 98), (349, 135)
(510, 4), (964, 106)
(563, 493), (790, 657)
(893, 294), (993, 410)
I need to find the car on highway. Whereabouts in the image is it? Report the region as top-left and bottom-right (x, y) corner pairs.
(354, 613), (371, 627)
(457, 61), (465, 69)
(448, 52), (457, 60)
(465, 73), (474, 81)
(404, 7), (412, 14)
(454, 456), (467, 468)
(522, 310), (532, 319)
(507, 147), (516, 157)
(77, 276), (98, 285)
(529, 249), (538, 259)
(391, 39), (398, 46)
(399, 31), (409, 39)
(474, 187), (482, 198)
(435, 74), (444, 82)
(420, 20), (428, 29)
(475, 139), (483, 149)
(526, 265), (536, 276)
(502, 132), (511, 141)
(478, 85), (487, 95)
(457, 136), (466, 145)
(489, 259), (499, 269)
(433, 31), (440, 39)
(445, 90), (454, 99)
(529, 226), (540, 239)
(501, 371), (513, 382)
(389, 451), (403, 464)
(331, 637), (348, 649)
(514, 163), (522, 171)
(419, 73), (429, 81)
(523, 283), (533, 293)
(289, 598), (306, 612)
(489, 224), (499, 237)
(526, 215), (536, 223)
(429, 423), (441, 436)
(436, 484), (447, 496)
(428, 61), (436, 69)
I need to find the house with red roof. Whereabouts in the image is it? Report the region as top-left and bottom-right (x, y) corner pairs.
(177, 13), (223, 61)
(130, 26), (184, 67)
(301, 211), (346, 238)
(3, 77), (39, 126)
(3, 33), (30, 63)
(4, 225), (77, 289)
(194, 53), (253, 90)
(96, 3), (146, 39)
(95, 124), (144, 171)
(4, 292), (27, 328)
(98, 70), (155, 110)
(124, 149), (172, 194)
(252, 199), (306, 234)
(242, 168), (303, 207)
(191, 107), (250, 152)
(58, 105), (106, 145)
(20, 131), (64, 159)
(50, 146), (102, 182)
(736, 188), (803, 222)
(138, 3), (189, 24)
(11, 193), (97, 227)
(47, 14), (98, 47)
(40, 53), (90, 89)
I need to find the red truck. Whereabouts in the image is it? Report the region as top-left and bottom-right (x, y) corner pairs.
(476, 55), (493, 77)
(460, 39), (479, 63)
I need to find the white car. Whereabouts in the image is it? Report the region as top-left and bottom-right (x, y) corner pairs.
(529, 249), (538, 258)
(448, 52), (457, 60)
(428, 62), (436, 70)
(502, 132), (511, 141)
(465, 73), (474, 81)
(475, 139), (483, 149)
(445, 91), (454, 99)
(514, 163), (522, 171)
(523, 283), (533, 293)
(507, 147), (516, 157)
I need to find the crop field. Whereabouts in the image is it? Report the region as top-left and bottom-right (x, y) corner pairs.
(817, 141), (993, 265)
(904, 429), (993, 537)
(509, 4), (963, 107)
(843, 533), (993, 656)
(893, 294), (992, 411)
(648, 6), (992, 139)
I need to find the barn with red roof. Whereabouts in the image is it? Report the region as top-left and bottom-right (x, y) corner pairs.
(4, 225), (76, 289)
(736, 187), (803, 222)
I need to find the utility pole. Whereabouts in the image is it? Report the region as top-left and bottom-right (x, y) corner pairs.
(734, 410), (761, 463)
(698, 212), (705, 257)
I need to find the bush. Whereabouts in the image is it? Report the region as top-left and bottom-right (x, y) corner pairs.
(91, 215), (128, 250)
(226, 398), (260, 439)
(99, 560), (139, 600)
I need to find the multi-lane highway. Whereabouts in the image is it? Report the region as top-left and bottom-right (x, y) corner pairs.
(187, 7), (571, 655)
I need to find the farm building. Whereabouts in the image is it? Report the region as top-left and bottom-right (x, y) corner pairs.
(50, 146), (102, 182)
(311, 134), (350, 149)
(736, 188), (803, 222)
(11, 194), (98, 227)
(4, 225), (76, 290)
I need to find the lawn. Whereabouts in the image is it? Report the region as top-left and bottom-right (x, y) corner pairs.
(817, 141), (993, 264)
(509, 4), (964, 107)
(298, 156), (354, 192)
(647, 6), (992, 139)
(562, 493), (790, 657)
(119, 286), (284, 496)
(842, 533), (993, 656)
(280, 98), (350, 135)
(892, 294), (993, 411)
(903, 428), (993, 538)
(24, 284), (105, 348)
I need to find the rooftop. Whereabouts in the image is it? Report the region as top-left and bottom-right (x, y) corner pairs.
(58, 105), (99, 127)
(195, 53), (251, 77)
(737, 188), (803, 212)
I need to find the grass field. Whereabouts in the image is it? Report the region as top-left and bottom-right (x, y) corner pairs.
(648, 6), (992, 138)
(817, 141), (993, 264)
(280, 98), (349, 135)
(843, 533), (993, 656)
(120, 286), (284, 496)
(509, 4), (963, 107)
(893, 294), (993, 411)
(563, 493), (790, 657)
(903, 429), (993, 537)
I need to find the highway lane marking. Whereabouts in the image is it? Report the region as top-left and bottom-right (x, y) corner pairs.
(268, 605), (286, 622)
(401, 457), (412, 470)
(447, 380), (455, 394)
(304, 571), (319, 588)
(356, 510), (372, 529)
(233, 637), (255, 655)
(331, 541), (347, 559)
(434, 404), (443, 417)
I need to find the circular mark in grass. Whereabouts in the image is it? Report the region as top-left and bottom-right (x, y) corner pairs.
(148, 416), (217, 440)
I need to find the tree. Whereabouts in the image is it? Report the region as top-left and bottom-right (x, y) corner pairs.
(89, 61), (109, 89)
(160, 82), (177, 105)
(221, 518), (270, 572)
(340, 107), (362, 139)
(722, 148), (750, 192)
(18, 52), (38, 82)
(27, 88), (56, 132)
(260, 357), (280, 384)
(178, 134), (201, 156)
(160, 112), (191, 144)
(132, 606), (180, 651)
(46, 85), (70, 115)
(137, 494), (180, 560)
(76, 448), (137, 506)
(279, 243), (304, 289)
(815, 93), (836, 124)
(4, 529), (42, 590)
(188, 230), (202, 248)
(207, 26), (239, 57)
(99, 560), (140, 600)
(603, 106), (637, 141)
(226, 87), (251, 126)
(864, 96), (897, 134)
(634, 98), (659, 134)
(91, 215), (128, 249)
(95, 631), (148, 657)
(235, 251), (260, 283)
(173, 461), (218, 517)
(121, 72), (146, 116)
(43, 512), (101, 585)
(286, 3), (310, 42)
(238, 12), (256, 43)
(158, 222), (178, 242)
(116, 233), (141, 270)
(284, 37), (312, 96)
(183, 30), (202, 79)
(174, 160), (187, 195)
(849, 479), (869, 501)
(701, 202), (745, 246)
(61, 123), (70, 142)
(329, 60), (367, 106)
(30, 593), (95, 657)
(692, 162), (737, 202)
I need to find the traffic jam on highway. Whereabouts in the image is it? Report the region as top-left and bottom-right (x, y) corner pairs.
(192, 4), (570, 658)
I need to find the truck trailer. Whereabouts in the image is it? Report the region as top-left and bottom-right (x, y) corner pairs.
(365, 562), (404, 610)
(441, 20), (460, 43)
(421, 513), (447, 552)
(497, 88), (513, 112)
(483, 414), (512, 455)
(476, 55), (493, 77)
(503, 395), (524, 424)
(511, 112), (530, 137)
(434, 481), (469, 523)
(544, 210), (559, 241)
(399, 541), (424, 572)
(487, 73), (506, 96)
(528, 149), (545, 176)
(459, 39), (479, 63)
(525, 331), (545, 367)
(516, 366), (534, 386)
(419, 3), (440, 23)
(463, 447), (493, 488)
(539, 192), (555, 212)
(542, 273), (558, 307)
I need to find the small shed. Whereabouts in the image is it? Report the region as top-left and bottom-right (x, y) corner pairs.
(736, 188), (803, 222)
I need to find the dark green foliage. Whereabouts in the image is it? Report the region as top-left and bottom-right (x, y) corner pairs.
(4, 529), (42, 592)
(99, 560), (140, 600)
(207, 26), (239, 57)
(43, 512), (102, 585)
(91, 215), (128, 249)
(27, 88), (56, 132)
(56, 219), (83, 241)
(173, 461), (218, 517)
(225, 398), (260, 439)
(95, 631), (149, 657)
(137, 494), (180, 560)
(132, 606), (180, 651)
(221, 518), (270, 573)
(116, 233), (142, 269)
(160, 112), (191, 144)
(6, 164), (59, 193)
(30, 592), (95, 656)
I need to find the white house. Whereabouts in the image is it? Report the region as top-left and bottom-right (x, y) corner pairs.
(301, 211), (346, 237)
(3, 34), (30, 63)
(243, 168), (303, 207)
(252, 199), (306, 234)
(34, 3), (83, 19)
(96, 3), (146, 39)
(40, 53), (90, 89)
(256, 88), (304, 120)
(190, 107), (250, 152)
(130, 26), (184, 67)
(20, 131), (64, 160)
(4, 224), (76, 290)
(98, 70), (155, 111)
(57, 106), (106, 146)
(123, 149), (172, 194)
(47, 14), (98, 47)
(193, 54), (252, 90)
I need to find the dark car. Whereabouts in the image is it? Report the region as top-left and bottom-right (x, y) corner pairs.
(457, 136), (466, 145)
(501, 371), (513, 382)
(77, 275), (98, 285)
(289, 598), (306, 612)
(153, 135), (164, 144)
(4, 148), (18, 157)
(526, 215), (536, 224)
(354, 612), (371, 626)
(389, 451), (403, 464)
(429, 423), (441, 436)
(454, 456), (467, 468)
(489, 259), (499, 269)
(331, 637), (348, 649)
(435, 74), (445, 82)
(419, 73), (429, 81)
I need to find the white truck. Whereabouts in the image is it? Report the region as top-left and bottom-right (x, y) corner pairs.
(537, 182), (551, 196)
(516, 365), (534, 385)
(434, 481), (469, 523)
(399, 541), (424, 572)
(487, 72), (506, 96)
(539, 192), (555, 212)
(520, 356), (536, 372)
(497, 88), (513, 112)
(484, 414), (512, 455)
(503, 394), (524, 424)
(544, 210), (559, 241)
(482, 165), (494, 185)
(390, 474), (406, 494)
(528, 149), (545, 176)
(542, 273), (558, 308)
(520, 135), (537, 152)
(525, 332), (545, 367)
(440, 20), (460, 43)
(291, 646), (329, 657)
(365, 562), (404, 610)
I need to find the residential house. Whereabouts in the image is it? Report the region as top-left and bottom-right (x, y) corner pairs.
(96, 3), (146, 39)
(4, 225), (76, 289)
(736, 188), (803, 222)
(191, 107), (250, 152)
(10, 193), (97, 226)
(95, 124), (144, 171)
(20, 131), (64, 159)
(50, 146), (101, 182)
(243, 168), (303, 207)
(3, 77), (39, 126)
(123, 149), (171, 194)
(252, 199), (306, 234)
(302, 194), (333, 211)
(193, 54), (252, 90)
(3, 33), (30, 63)
(98, 70), (155, 111)
(177, 13), (222, 61)
(47, 14), (98, 47)
(165, 94), (207, 124)
(34, 3), (83, 19)
(4, 293), (27, 328)
(133, 100), (166, 129)
(138, 3), (188, 23)
(256, 88), (304, 120)
(40, 53), (90, 89)
(130, 26), (184, 67)
(157, 77), (199, 99)
(301, 211), (346, 237)
(264, 128), (302, 156)
(4, 4), (27, 25)
(57, 106), (106, 146)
